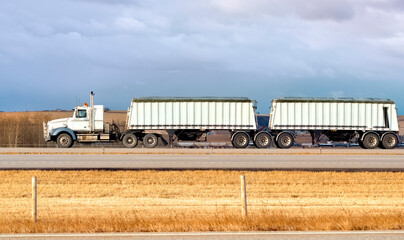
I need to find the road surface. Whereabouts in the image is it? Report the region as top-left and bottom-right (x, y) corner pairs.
(0, 148), (403, 170)
(1, 231), (404, 240)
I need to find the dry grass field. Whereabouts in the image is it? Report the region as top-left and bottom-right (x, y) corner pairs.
(0, 111), (126, 147)
(1, 111), (403, 147)
(1, 170), (404, 233)
(399, 115), (404, 135)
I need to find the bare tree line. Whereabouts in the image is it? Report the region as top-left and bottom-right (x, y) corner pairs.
(0, 113), (52, 147)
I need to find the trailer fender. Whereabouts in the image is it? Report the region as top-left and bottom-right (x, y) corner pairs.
(254, 131), (272, 141)
(50, 127), (77, 141)
(275, 131), (294, 142)
(120, 131), (143, 141)
(231, 131), (249, 141)
(380, 132), (399, 141)
(360, 131), (380, 141)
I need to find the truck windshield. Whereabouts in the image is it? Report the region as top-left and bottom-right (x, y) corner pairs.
(77, 110), (87, 119)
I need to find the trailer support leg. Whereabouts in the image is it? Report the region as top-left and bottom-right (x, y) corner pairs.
(310, 131), (322, 146)
(166, 130), (175, 148)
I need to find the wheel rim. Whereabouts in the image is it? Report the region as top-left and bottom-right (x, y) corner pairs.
(60, 136), (69, 146)
(367, 136), (377, 147)
(127, 137), (134, 144)
(146, 137), (155, 145)
(281, 136), (291, 146)
(258, 136), (269, 146)
(238, 136), (247, 146)
(385, 136), (396, 147)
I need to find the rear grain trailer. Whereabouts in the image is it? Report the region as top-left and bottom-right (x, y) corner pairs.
(268, 97), (400, 149)
(122, 97), (268, 148)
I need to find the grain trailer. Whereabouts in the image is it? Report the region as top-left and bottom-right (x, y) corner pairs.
(268, 97), (399, 149)
(122, 97), (264, 148)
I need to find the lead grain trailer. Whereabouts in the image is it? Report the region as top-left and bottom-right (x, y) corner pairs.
(121, 97), (270, 148)
(268, 97), (400, 149)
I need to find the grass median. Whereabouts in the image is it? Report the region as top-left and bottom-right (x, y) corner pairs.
(0, 170), (403, 233)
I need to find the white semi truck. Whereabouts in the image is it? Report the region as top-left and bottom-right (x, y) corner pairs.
(43, 92), (121, 148)
(43, 93), (400, 149)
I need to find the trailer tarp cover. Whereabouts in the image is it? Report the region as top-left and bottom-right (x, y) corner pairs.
(132, 97), (253, 103)
(273, 97), (394, 104)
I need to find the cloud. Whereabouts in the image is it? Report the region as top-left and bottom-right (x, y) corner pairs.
(0, 0), (404, 112)
(330, 91), (345, 98)
(114, 17), (146, 31)
(291, 0), (355, 21)
(209, 0), (355, 21)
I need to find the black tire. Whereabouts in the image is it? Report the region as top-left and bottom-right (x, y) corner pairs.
(274, 140), (280, 148)
(382, 133), (398, 149)
(143, 134), (158, 148)
(122, 133), (138, 148)
(232, 132), (249, 148)
(358, 140), (366, 149)
(254, 132), (272, 148)
(276, 132), (294, 149)
(362, 133), (380, 149)
(56, 133), (73, 148)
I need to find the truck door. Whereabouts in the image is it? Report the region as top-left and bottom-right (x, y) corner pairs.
(71, 109), (90, 132)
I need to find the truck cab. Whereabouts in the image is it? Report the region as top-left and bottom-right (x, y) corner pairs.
(43, 92), (119, 148)
(70, 104), (104, 132)
(71, 106), (90, 131)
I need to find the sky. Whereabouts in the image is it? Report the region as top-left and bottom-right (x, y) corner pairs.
(0, 0), (404, 114)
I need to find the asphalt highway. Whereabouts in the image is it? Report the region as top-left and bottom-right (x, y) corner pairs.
(0, 148), (403, 170)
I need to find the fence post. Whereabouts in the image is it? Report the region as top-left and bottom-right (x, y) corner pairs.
(240, 175), (247, 218)
(32, 176), (37, 222)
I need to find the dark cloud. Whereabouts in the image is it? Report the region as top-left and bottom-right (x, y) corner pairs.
(71, 0), (139, 5)
(0, 0), (404, 113)
(292, 0), (355, 21)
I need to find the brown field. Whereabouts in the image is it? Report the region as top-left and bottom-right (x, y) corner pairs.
(1, 170), (404, 233)
(0, 111), (127, 147)
(399, 115), (404, 135)
(1, 111), (403, 148)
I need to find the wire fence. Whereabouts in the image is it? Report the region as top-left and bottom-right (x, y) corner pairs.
(1, 171), (404, 232)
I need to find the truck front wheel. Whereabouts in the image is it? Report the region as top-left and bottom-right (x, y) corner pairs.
(57, 133), (73, 148)
(123, 133), (138, 148)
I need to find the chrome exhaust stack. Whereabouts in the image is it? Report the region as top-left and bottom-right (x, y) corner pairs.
(89, 91), (95, 132)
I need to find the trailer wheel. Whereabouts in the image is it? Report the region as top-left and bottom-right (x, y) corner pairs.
(232, 132), (249, 148)
(254, 132), (271, 148)
(276, 132), (294, 149)
(381, 133), (398, 149)
(143, 134), (158, 148)
(122, 133), (138, 148)
(57, 133), (73, 148)
(362, 133), (379, 149)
